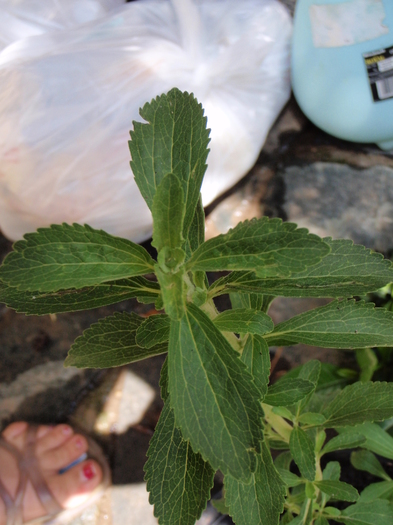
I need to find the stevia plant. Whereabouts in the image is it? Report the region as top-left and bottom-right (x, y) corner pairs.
(2, 89), (393, 524)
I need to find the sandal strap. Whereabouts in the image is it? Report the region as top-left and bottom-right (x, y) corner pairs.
(0, 476), (17, 525)
(0, 426), (62, 525)
(0, 436), (28, 525)
(21, 426), (62, 516)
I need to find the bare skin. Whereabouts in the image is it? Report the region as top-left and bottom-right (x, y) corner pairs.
(0, 422), (103, 524)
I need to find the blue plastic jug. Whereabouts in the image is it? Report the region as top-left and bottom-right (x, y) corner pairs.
(292, 0), (393, 149)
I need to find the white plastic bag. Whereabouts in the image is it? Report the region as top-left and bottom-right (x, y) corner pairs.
(0, 0), (124, 51)
(0, 0), (292, 242)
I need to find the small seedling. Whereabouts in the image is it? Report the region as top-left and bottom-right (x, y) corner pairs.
(2, 89), (393, 524)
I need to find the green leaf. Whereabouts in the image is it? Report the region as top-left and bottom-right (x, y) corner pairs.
(314, 480), (359, 502)
(213, 308), (274, 336)
(241, 334), (271, 399)
(186, 195), (205, 256)
(168, 302), (264, 481)
(290, 499), (313, 525)
(322, 382), (393, 428)
(145, 399), (214, 525)
(297, 360), (321, 412)
(356, 348), (378, 382)
(136, 314), (170, 348)
(297, 413), (327, 426)
(187, 218), (330, 277)
(323, 461), (341, 481)
(152, 173), (185, 252)
(208, 239), (393, 299)
(160, 357), (169, 402)
(274, 451), (293, 470)
(211, 497), (230, 515)
(0, 224), (155, 292)
(264, 379), (316, 407)
(225, 441), (286, 525)
(64, 312), (166, 368)
(350, 450), (391, 481)
(338, 423), (393, 460)
(276, 468), (303, 487)
(155, 266), (185, 320)
(315, 518), (329, 525)
(0, 276), (160, 315)
(230, 292), (267, 311)
(265, 300), (393, 349)
(359, 481), (393, 503)
(290, 427), (316, 481)
(321, 434), (366, 455)
(336, 500), (393, 525)
(129, 88), (210, 237)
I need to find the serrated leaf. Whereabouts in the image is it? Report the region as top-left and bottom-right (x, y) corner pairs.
(322, 382), (393, 428)
(0, 276), (160, 315)
(297, 360), (321, 412)
(225, 441), (286, 525)
(152, 173), (185, 252)
(213, 308), (274, 336)
(155, 266), (185, 320)
(276, 468), (303, 487)
(230, 292), (266, 311)
(265, 300), (393, 349)
(129, 88), (210, 237)
(314, 480), (359, 502)
(241, 334), (270, 398)
(359, 481), (393, 503)
(321, 434), (366, 455)
(136, 314), (170, 348)
(0, 224), (155, 292)
(290, 427), (316, 481)
(64, 312), (166, 368)
(336, 500), (393, 525)
(338, 423), (393, 459)
(186, 195), (205, 256)
(187, 217), (330, 277)
(264, 379), (316, 407)
(208, 239), (393, 299)
(350, 450), (391, 481)
(168, 302), (264, 481)
(145, 399), (214, 525)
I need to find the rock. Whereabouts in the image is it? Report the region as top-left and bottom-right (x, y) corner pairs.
(281, 162), (393, 255)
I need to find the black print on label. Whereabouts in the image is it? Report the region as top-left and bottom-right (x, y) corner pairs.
(363, 45), (393, 102)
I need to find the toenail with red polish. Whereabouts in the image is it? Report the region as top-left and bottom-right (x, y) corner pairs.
(83, 463), (95, 480)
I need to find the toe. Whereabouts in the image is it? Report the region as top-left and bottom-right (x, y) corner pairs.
(2, 421), (28, 441)
(35, 425), (74, 456)
(49, 459), (103, 510)
(40, 434), (89, 472)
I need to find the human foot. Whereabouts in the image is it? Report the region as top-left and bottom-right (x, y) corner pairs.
(0, 422), (106, 525)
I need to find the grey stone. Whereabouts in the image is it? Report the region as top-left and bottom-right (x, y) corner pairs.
(281, 162), (393, 254)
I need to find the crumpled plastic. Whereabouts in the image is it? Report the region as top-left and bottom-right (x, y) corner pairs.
(0, 0), (292, 242)
(0, 0), (124, 51)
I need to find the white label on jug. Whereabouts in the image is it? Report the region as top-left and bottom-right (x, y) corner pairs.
(310, 0), (389, 48)
(364, 45), (393, 101)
